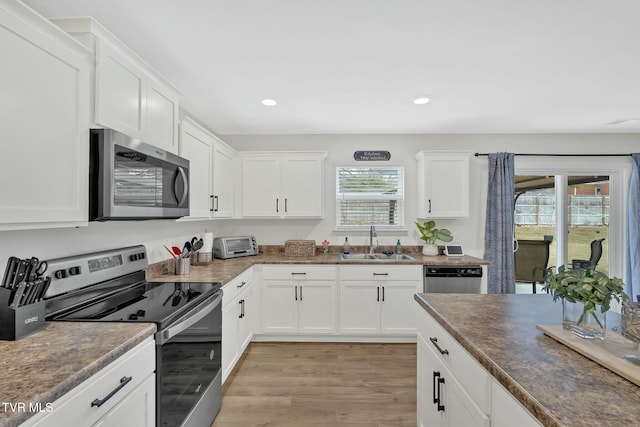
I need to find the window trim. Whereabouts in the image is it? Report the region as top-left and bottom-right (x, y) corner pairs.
(335, 165), (405, 230)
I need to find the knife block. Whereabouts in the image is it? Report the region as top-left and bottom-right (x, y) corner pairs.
(0, 288), (45, 340)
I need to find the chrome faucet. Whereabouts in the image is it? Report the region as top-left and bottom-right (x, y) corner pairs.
(369, 224), (378, 254)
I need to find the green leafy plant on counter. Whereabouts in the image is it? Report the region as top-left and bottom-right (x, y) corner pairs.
(415, 220), (453, 244)
(542, 265), (628, 328)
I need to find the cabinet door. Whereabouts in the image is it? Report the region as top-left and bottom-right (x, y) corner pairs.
(92, 374), (155, 427)
(146, 82), (179, 154)
(262, 281), (298, 333)
(282, 157), (323, 217)
(237, 284), (253, 350)
(298, 281), (337, 334)
(421, 335), (490, 427)
(242, 157), (281, 217)
(179, 119), (213, 219)
(424, 155), (469, 218)
(95, 41), (145, 139)
(0, 5), (90, 228)
(380, 281), (421, 335)
(221, 300), (240, 383)
(417, 334), (444, 427)
(212, 139), (235, 218)
(340, 282), (380, 334)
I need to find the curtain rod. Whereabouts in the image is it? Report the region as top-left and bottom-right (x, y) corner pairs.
(474, 153), (632, 157)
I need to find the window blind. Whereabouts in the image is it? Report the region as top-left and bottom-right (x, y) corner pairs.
(336, 166), (404, 228)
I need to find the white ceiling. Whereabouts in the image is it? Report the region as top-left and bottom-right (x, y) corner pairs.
(23, 0), (640, 135)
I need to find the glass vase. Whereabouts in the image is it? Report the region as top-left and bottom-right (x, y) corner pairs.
(622, 302), (640, 344)
(562, 299), (606, 340)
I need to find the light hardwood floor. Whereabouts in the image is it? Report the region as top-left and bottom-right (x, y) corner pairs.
(212, 342), (417, 427)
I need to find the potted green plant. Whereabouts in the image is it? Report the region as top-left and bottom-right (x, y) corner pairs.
(415, 220), (453, 256)
(542, 265), (628, 339)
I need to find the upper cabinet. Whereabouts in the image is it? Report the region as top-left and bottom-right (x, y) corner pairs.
(51, 18), (182, 154)
(415, 151), (470, 218)
(0, 2), (90, 230)
(179, 117), (236, 219)
(238, 152), (326, 218)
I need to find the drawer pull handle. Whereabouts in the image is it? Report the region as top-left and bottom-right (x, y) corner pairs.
(91, 376), (132, 408)
(373, 273), (389, 276)
(237, 281), (247, 289)
(291, 272), (307, 275)
(429, 337), (449, 355)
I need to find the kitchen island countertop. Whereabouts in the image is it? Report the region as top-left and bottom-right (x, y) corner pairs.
(415, 293), (640, 427)
(0, 322), (156, 427)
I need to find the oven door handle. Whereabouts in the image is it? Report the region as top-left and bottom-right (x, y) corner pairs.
(158, 291), (222, 345)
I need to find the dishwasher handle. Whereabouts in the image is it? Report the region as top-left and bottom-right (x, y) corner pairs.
(424, 266), (482, 278)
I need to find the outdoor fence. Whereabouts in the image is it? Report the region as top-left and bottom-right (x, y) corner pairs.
(515, 195), (609, 226)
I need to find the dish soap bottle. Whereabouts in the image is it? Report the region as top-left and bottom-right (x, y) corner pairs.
(396, 239), (402, 255)
(343, 237), (351, 255)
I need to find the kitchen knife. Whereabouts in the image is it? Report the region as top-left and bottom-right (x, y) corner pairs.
(2, 257), (19, 288)
(10, 282), (27, 307)
(36, 277), (51, 302)
(24, 280), (39, 305)
(11, 260), (29, 289)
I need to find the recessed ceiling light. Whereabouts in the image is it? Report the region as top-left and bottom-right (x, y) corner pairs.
(413, 97), (430, 105)
(261, 99), (277, 106)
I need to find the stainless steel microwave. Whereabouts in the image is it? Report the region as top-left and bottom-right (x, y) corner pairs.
(89, 128), (190, 220)
(213, 236), (259, 259)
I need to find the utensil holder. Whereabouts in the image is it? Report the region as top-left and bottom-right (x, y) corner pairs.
(175, 258), (190, 275)
(0, 288), (45, 341)
(194, 252), (212, 265)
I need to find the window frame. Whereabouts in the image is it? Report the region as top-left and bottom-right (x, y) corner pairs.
(335, 165), (406, 231)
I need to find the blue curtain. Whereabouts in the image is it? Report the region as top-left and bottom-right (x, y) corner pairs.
(484, 153), (515, 294)
(626, 154), (640, 301)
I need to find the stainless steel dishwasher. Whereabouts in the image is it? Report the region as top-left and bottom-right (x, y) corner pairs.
(424, 266), (483, 293)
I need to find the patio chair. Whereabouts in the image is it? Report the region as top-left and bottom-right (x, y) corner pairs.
(514, 239), (551, 294)
(571, 238), (606, 270)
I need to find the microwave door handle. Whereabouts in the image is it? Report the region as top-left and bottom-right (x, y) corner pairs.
(159, 292), (221, 344)
(174, 166), (189, 207)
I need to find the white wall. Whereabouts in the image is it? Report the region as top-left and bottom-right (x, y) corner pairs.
(219, 133), (639, 258)
(0, 133), (636, 272)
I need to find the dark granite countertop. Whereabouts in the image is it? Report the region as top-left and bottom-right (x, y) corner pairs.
(414, 293), (640, 427)
(148, 246), (487, 284)
(0, 322), (156, 427)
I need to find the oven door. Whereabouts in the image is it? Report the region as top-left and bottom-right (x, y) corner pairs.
(156, 290), (222, 427)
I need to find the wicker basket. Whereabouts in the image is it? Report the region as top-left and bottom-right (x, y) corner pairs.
(284, 240), (316, 257)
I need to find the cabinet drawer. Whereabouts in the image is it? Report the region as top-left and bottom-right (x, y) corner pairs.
(28, 337), (155, 427)
(222, 268), (253, 305)
(262, 265), (337, 281)
(417, 309), (491, 414)
(340, 265), (422, 281)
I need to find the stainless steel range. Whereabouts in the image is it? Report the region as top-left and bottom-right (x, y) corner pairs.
(43, 245), (222, 427)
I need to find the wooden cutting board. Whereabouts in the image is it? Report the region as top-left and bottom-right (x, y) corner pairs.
(536, 324), (640, 386)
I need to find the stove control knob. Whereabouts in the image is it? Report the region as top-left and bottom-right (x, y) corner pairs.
(68, 266), (81, 276)
(136, 310), (146, 317)
(54, 269), (67, 279)
(129, 314), (138, 320)
(129, 254), (138, 261)
(139, 253), (146, 259)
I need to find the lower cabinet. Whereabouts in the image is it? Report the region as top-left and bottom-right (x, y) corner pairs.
(261, 266), (338, 335)
(416, 305), (542, 427)
(23, 337), (155, 427)
(222, 269), (254, 383)
(340, 266), (422, 335)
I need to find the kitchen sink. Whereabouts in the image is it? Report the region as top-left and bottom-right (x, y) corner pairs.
(339, 253), (415, 262)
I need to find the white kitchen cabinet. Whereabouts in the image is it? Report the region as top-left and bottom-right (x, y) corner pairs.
(418, 334), (489, 427)
(339, 266), (422, 336)
(52, 17), (182, 154)
(415, 151), (470, 218)
(262, 266), (337, 335)
(179, 117), (236, 220)
(23, 337), (155, 427)
(212, 139), (236, 218)
(239, 152), (326, 218)
(222, 269), (254, 383)
(416, 302), (542, 427)
(0, 1), (90, 230)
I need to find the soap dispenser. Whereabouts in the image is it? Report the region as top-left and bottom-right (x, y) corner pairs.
(396, 239), (402, 255)
(343, 237), (351, 254)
